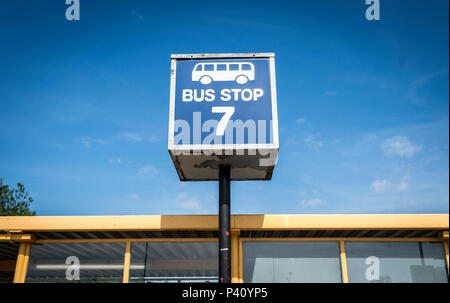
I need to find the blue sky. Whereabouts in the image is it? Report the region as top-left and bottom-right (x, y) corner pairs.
(0, 0), (448, 215)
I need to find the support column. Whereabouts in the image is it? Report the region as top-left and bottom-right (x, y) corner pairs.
(339, 241), (349, 283)
(440, 231), (449, 274)
(219, 164), (231, 283)
(13, 241), (31, 283)
(443, 239), (449, 274)
(231, 230), (240, 283)
(123, 241), (132, 283)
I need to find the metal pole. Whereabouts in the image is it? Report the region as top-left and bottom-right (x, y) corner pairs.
(218, 164), (231, 283)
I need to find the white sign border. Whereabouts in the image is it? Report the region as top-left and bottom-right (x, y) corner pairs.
(168, 53), (279, 152)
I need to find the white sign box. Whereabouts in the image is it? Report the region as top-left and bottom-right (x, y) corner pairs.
(168, 53), (279, 181)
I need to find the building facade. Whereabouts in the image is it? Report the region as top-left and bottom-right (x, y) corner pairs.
(0, 214), (448, 283)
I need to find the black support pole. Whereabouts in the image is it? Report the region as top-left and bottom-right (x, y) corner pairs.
(218, 164), (231, 283)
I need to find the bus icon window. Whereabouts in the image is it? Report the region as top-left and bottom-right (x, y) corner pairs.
(192, 62), (255, 85)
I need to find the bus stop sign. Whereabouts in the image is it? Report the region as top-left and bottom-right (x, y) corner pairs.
(168, 53), (279, 181)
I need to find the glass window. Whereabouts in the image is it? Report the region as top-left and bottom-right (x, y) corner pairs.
(129, 242), (218, 283)
(217, 64), (227, 71)
(204, 64), (214, 71)
(26, 242), (126, 283)
(241, 64), (252, 71)
(0, 242), (19, 283)
(243, 241), (342, 283)
(229, 64), (239, 71)
(345, 242), (448, 283)
(195, 64), (202, 71)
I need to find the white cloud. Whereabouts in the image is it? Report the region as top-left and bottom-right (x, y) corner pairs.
(398, 181), (409, 192)
(137, 165), (159, 176)
(148, 135), (159, 143)
(118, 132), (143, 143)
(296, 117), (307, 124)
(171, 192), (215, 214)
(118, 132), (159, 143)
(177, 192), (188, 199)
(299, 198), (327, 208)
(128, 194), (140, 199)
(408, 199), (419, 206)
(371, 179), (410, 194)
(179, 200), (201, 210)
(304, 135), (324, 150)
(371, 180), (392, 194)
(381, 136), (422, 158)
(81, 137), (108, 148)
(108, 157), (130, 164)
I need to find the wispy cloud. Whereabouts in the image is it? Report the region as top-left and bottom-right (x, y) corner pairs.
(148, 135), (159, 143)
(299, 198), (327, 208)
(371, 179), (409, 194)
(300, 174), (312, 184)
(371, 179), (392, 193)
(179, 200), (201, 210)
(108, 157), (131, 164)
(48, 98), (97, 124)
(398, 181), (409, 192)
(304, 135), (324, 150)
(118, 132), (143, 143)
(381, 136), (422, 158)
(296, 117), (307, 124)
(411, 69), (448, 87)
(174, 192), (212, 214)
(177, 192), (188, 200)
(408, 69), (449, 105)
(131, 10), (144, 20)
(137, 165), (159, 176)
(81, 137), (108, 148)
(128, 194), (140, 200)
(118, 132), (159, 143)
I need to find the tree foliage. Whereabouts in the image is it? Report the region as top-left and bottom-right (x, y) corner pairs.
(0, 178), (36, 216)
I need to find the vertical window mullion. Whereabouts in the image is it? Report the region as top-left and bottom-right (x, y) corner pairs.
(122, 242), (131, 283)
(339, 241), (349, 283)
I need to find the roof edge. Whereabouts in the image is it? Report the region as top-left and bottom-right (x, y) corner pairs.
(0, 214), (448, 232)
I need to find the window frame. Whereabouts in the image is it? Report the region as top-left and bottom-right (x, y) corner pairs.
(10, 236), (447, 283)
(21, 238), (218, 283)
(239, 237), (446, 284)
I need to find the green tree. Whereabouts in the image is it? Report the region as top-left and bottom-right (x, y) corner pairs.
(0, 178), (36, 216)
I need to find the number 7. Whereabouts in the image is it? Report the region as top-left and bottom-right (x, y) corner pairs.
(212, 106), (235, 136)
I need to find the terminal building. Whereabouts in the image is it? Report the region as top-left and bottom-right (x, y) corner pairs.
(0, 214), (448, 283)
